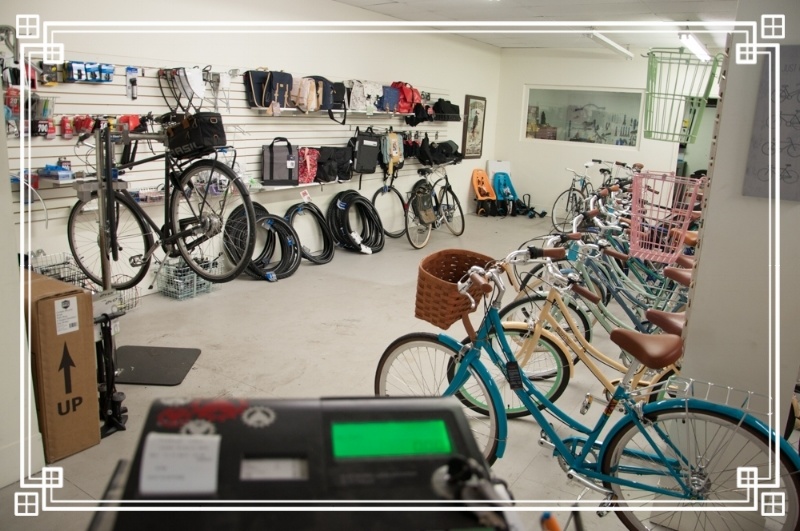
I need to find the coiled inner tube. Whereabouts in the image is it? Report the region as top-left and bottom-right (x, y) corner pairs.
(325, 190), (385, 254)
(284, 202), (335, 265)
(225, 202), (302, 280)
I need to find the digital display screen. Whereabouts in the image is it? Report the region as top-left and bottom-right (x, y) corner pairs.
(331, 419), (453, 459)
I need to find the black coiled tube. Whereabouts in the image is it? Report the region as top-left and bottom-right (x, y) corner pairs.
(284, 202), (335, 265)
(325, 190), (385, 254)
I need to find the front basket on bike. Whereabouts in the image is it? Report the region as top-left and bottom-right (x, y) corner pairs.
(415, 249), (494, 330)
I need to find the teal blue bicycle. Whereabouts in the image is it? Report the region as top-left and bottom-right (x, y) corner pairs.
(375, 247), (800, 530)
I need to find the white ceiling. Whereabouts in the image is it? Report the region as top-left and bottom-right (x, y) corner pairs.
(332, 0), (737, 53)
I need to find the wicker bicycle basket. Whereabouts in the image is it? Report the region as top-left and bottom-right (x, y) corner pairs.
(415, 249), (495, 330)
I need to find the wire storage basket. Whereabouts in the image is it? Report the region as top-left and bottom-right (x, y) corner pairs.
(156, 257), (216, 301)
(415, 249), (494, 330)
(643, 49), (721, 144)
(629, 171), (703, 264)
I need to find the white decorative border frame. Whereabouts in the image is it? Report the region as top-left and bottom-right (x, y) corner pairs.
(12, 14), (789, 521)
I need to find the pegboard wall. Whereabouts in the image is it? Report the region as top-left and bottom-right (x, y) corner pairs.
(7, 62), (457, 233)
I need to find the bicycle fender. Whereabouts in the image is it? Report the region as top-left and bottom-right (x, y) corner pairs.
(600, 398), (800, 470)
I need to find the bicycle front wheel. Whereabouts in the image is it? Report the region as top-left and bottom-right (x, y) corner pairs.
(171, 160), (256, 282)
(68, 191), (153, 290)
(371, 185), (406, 238)
(452, 325), (571, 419)
(374, 333), (500, 465)
(602, 408), (800, 530)
(405, 203), (433, 250)
(438, 185), (465, 236)
(551, 189), (585, 232)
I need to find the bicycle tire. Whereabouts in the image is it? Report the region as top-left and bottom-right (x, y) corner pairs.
(370, 185), (407, 238)
(374, 332), (500, 465)
(67, 190), (154, 290)
(326, 190), (385, 253)
(170, 159), (256, 282)
(438, 184), (465, 236)
(249, 213), (303, 280)
(601, 407), (800, 530)
(405, 195), (433, 249)
(451, 325), (571, 419)
(551, 189), (585, 232)
(284, 202), (335, 264)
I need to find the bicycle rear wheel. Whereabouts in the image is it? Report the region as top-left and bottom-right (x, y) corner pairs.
(438, 184), (465, 236)
(68, 191), (153, 290)
(405, 202), (433, 250)
(171, 159), (256, 282)
(551, 189), (585, 232)
(602, 407), (800, 530)
(371, 185), (406, 238)
(374, 333), (500, 465)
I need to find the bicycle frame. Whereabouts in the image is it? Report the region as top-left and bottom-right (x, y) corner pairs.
(440, 302), (800, 499)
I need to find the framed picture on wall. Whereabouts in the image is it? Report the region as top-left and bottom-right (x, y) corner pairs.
(462, 95), (486, 159)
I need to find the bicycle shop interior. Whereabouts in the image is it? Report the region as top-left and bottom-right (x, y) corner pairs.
(2, 1), (799, 530)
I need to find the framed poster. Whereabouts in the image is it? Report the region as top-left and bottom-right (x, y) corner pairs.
(463, 95), (486, 159)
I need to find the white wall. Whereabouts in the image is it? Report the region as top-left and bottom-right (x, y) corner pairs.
(682, 2), (800, 433)
(0, 0), (504, 489)
(494, 47), (679, 211)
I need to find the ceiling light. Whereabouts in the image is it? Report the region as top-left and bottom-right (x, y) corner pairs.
(587, 32), (634, 60)
(679, 32), (711, 62)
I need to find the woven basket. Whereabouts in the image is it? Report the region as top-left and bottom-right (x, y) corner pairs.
(415, 249), (494, 330)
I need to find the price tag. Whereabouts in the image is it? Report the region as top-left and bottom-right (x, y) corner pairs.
(286, 155), (296, 169)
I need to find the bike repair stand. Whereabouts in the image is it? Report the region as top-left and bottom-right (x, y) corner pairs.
(89, 127), (200, 391)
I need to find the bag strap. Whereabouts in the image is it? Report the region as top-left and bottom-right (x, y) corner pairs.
(247, 72), (264, 109)
(268, 137), (293, 182)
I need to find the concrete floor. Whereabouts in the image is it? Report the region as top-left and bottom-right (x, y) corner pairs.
(3, 213), (794, 530)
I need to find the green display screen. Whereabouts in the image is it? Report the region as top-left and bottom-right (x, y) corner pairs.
(331, 419), (453, 459)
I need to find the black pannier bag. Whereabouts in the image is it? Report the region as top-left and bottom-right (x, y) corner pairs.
(166, 112), (226, 159)
(432, 99), (461, 122)
(349, 126), (381, 174)
(262, 137), (297, 186)
(316, 146), (353, 183)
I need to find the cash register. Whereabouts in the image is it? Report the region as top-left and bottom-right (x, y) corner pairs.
(88, 396), (521, 530)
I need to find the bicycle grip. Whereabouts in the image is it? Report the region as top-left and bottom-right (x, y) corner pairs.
(598, 188), (609, 198)
(469, 272), (492, 294)
(608, 184), (620, 192)
(602, 247), (629, 262)
(570, 283), (601, 304)
(528, 246), (567, 260)
(583, 209), (600, 219)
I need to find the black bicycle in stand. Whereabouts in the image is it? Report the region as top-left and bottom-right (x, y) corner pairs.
(67, 119), (257, 290)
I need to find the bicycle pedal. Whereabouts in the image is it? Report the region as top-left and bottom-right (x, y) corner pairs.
(129, 255), (146, 266)
(580, 393), (593, 415)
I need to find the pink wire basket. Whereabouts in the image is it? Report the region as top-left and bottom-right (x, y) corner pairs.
(628, 171), (704, 264)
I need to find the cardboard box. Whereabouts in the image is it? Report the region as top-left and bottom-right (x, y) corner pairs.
(25, 271), (100, 463)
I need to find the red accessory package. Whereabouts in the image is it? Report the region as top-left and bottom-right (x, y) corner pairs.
(60, 116), (74, 139)
(73, 115), (95, 134)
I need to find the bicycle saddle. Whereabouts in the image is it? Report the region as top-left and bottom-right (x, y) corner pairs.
(609, 329), (683, 370)
(645, 309), (686, 336)
(675, 254), (695, 269)
(417, 168), (433, 176)
(664, 267), (691, 288)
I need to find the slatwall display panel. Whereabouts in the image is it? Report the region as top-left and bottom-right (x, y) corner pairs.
(9, 62), (455, 237)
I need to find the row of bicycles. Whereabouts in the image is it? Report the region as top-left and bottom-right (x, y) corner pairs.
(374, 169), (800, 530)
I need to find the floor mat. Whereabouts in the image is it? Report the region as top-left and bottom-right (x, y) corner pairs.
(115, 346), (201, 386)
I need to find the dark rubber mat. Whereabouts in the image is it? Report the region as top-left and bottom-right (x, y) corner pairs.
(115, 346), (201, 386)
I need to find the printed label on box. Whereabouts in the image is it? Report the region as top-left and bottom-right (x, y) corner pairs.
(54, 296), (79, 335)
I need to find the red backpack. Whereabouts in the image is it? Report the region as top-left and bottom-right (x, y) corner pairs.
(390, 81), (421, 114)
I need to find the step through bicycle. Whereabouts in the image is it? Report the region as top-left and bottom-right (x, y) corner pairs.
(68, 115), (257, 290)
(375, 247), (800, 530)
(404, 162), (465, 249)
